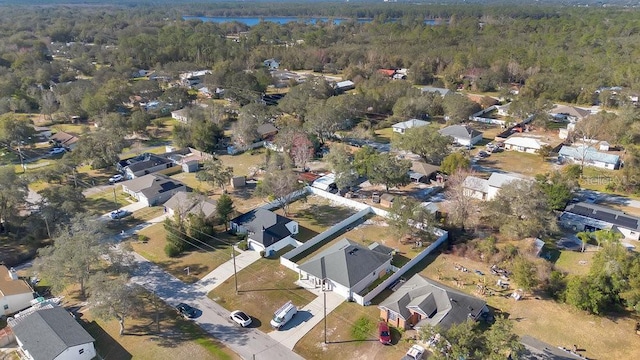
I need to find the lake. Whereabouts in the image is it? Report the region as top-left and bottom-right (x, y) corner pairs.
(183, 16), (439, 26)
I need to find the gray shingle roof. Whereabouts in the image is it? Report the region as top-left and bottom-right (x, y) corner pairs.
(520, 335), (584, 360)
(298, 239), (392, 289)
(462, 176), (489, 193)
(564, 202), (640, 231)
(124, 154), (173, 173)
(231, 208), (293, 247)
(438, 125), (482, 141)
(379, 274), (486, 330)
(257, 123), (278, 137)
(487, 172), (528, 189)
(164, 192), (217, 219)
(122, 174), (187, 199)
(11, 307), (95, 360)
(392, 119), (430, 130)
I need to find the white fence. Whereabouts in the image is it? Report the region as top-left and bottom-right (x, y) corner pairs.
(259, 189), (309, 211)
(281, 206), (372, 263)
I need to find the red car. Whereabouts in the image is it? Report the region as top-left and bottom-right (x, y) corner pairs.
(378, 321), (391, 345)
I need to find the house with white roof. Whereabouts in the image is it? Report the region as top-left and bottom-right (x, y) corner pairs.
(421, 86), (451, 97)
(504, 137), (547, 153)
(392, 119), (430, 134)
(438, 125), (483, 146)
(462, 172), (528, 200)
(558, 145), (620, 170)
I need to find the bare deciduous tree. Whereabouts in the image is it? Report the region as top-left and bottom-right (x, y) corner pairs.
(444, 169), (481, 231)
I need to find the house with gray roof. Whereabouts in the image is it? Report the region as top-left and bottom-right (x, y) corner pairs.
(121, 173), (188, 207)
(11, 307), (96, 360)
(520, 335), (584, 360)
(438, 125), (483, 146)
(164, 192), (217, 220)
(118, 153), (176, 179)
(297, 238), (392, 302)
(409, 161), (440, 183)
(549, 105), (591, 123)
(230, 208), (299, 254)
(379, 274), (487, 330)
(558, 145), (620, 170)
(560, 202), (640, 240)
(392, 119), (430, 134)
(462, 172), (528, 200)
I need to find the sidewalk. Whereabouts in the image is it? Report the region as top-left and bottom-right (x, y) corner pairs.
(268, 284), (344, 349)
(194, 249), (262, 293)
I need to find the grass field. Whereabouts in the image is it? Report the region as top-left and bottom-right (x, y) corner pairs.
(477, 150), (556, 177)
(217, 150), (266, 178)
(274, 195), (358, 234)
(85, 186), (131, 215)
(131, 223), (237, 284)
(208, 248), (317, 332)
(294, 302), (409, 360)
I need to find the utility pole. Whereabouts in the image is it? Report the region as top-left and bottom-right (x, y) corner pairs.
(232, 247), (238, 294)
(113, 187), (118, 209)
(323, 290), (327, 344)
(44, 215), (51, 239)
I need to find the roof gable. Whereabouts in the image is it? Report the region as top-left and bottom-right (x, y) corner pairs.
(11, 307), (95, 360)
(231, 208), (294, 246)
(392, 119), (430, 130)
(504, 137), (547, 149)
(298, 239), (392, 288)
(379, 274), (486, 330)
(462, 176), (489, 193)
(487, 172), (527, 189)
(165, 192), (217, 218)
(558, 145), (620, 165)
(438, 125), (482, 140)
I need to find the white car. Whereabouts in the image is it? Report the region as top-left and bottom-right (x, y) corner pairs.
(402, 345), (425, 360)
(230, 310), (252, 327)
(48, 147), (66, 155)
(109, 174), (124, 183)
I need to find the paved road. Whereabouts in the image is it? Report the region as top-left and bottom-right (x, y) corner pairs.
(130, 252), (304, 360)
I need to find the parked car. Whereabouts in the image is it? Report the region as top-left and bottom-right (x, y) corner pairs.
(48, 147), (66, 155)
(270, 301), (297, 330)
(109, 209), (130, 220)
(478, 150), (490, 158)
(109, 174), (124, 183)
(230, 310), (252, 327)
(378, 321), (391, 345)
(402, 345), (425, 360)
(176, 303), (197, 319)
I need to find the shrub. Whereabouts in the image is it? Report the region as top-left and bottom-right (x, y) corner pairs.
(164, 243), (181, 257)
(259, 250), (266, 258)
(350, 317), (373, 341)
(237, 240), (249, 251)
(137, 234), (149, 243)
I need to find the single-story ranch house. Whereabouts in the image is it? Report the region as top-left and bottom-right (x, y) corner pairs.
(438, 125), (483, 147)
(10, 307), (96, 360)
(463, 172), (527, 201)
(121, 174), (188, 207)
(392, 119), (430, 134)
(230, 208), (299, 254)
(164, 192), (217, 220)
(379, 274), (488, 330)
(504, 137), (547, 153)
(560, 202), (640, 240)
(558, 145), (620, 170)
(298, 239), (393, 302)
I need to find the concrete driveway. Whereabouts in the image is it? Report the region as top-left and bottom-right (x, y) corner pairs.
(195, 250), (262, 293)
(268, 283), (344, 349)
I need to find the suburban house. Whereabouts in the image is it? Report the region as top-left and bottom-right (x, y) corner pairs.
(379, 274), (488, 330)
(463, 172), (527, 200)
(257, 123), (279, 140)
(49, 131), (79, 150)
(334, 80), (355, 93)
(121, 173), (188, 207)
(496, 103), (511, 116)
(263, 58), (280, 70)
(118, 153), (175, 179)
(164, 147), (213, 173)
(230, 208), (299, 253)
(164, 192), (217, 220)
(420, 86), (451, 97)
(170, 108), (189, 123)
(438, 125), (483, 146)
(558, 145), (620, 170)
(560, 202), (640, 240)
(179, 70), (211, 87)
(392, 119), (430, 134)
(298, 239), (393, 301)
(520, 335), (584, 360)
(549, 104), (591, 123)
(10, 307), (96, 360)
(504, 137), (548, 153)
(0, 266), (34, 316)
(312, 173), (338, 193)
(409, 161), (440, 183)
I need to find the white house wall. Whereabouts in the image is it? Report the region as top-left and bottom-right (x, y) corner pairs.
(1, 292), (33, 315)
(54, 343), (96, 360)
(463, 188), (486, 200)
(285, 221), (299, 235)
(616, 227), (640, 241)
(487, 186), (501, 200)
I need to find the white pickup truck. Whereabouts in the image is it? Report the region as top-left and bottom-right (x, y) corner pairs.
(402, 345), (425, 360)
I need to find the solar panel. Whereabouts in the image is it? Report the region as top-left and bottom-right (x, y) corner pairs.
(595, 212), (617, 223)
(615, 216), (639, 229)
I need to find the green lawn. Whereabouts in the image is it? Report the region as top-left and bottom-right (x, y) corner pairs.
(554, 250), (595, 276)
(132, 223), (237, 283)
(208, 247), (316, 332)
(85, 187), (131, 215)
